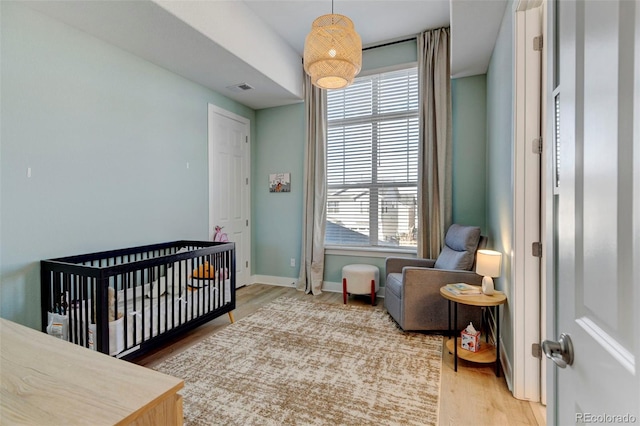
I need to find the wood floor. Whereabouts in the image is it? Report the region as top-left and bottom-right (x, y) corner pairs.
(134, 284), (545, 426)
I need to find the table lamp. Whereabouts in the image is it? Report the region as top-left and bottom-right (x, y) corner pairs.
(476, 249), (502, 295)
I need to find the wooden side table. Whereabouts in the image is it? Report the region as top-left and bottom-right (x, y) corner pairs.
(440, 286), (507, 376)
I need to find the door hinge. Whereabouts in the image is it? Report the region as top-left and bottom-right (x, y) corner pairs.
(532, 242), (543, 257)
(246, 177), (249, 185)
(245, 136), (248, 143)
(532, 137), (543, 154)
(532, 343), (542, 359)
(246, 219), (249, 226)
(246, 260), (249, 268)
(533, 35), (543, 51)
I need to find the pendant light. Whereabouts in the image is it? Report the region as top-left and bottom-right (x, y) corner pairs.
(303, 1), (362, 90)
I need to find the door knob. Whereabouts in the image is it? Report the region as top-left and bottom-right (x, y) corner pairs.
(541, 333), (574, 368)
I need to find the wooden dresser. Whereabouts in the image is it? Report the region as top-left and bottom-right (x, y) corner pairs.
(0, 318), (183, 425)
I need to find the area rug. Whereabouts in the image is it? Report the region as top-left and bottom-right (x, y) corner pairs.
(153, 297), (442, 425)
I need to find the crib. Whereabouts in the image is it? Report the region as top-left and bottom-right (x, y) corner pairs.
(41, 240), (235, 360)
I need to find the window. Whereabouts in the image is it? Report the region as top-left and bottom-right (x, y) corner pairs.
(325, 67), (418, 249)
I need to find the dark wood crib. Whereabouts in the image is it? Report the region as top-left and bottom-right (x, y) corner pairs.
(41, 240), (235, 360)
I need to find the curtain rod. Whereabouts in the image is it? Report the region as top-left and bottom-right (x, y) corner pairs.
(362, 35), (418, 51)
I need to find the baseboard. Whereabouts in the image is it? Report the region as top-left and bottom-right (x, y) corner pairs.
(250, 277), (383, 297)
(323, 280), (384, 297)
(250, 275), (296, 287)
(321, 280), (343, 293)
(500, 337), (514, 392)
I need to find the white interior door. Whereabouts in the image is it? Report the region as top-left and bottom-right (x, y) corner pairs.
(549, 0), (640, 423)
(208, 104), (251, 288)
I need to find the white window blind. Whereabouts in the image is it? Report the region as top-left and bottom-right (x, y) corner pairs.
(325, 67), (418, 249)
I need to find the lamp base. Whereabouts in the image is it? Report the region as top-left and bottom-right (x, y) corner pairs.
(482, 276), (495, 295)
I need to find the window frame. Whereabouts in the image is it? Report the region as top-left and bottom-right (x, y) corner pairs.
(324, 64), (419, 254)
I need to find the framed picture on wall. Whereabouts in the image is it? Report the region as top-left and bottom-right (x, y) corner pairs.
(269, 173), (291, 193)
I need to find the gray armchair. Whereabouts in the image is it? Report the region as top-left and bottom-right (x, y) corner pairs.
(384, 224), (486, 331)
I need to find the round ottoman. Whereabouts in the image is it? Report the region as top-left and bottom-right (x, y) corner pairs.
(342, 264), (380, 306)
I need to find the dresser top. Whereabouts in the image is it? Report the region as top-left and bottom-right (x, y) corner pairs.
(0, 318), (183, 425)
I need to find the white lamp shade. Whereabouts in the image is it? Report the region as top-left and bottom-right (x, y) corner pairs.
(476, 249), (502, 278)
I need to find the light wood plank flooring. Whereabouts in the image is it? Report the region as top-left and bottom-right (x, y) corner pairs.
(134, 284), (545, 426)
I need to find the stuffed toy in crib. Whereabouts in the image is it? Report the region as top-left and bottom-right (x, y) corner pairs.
(191, 261), (229, 279)
(93, 286), (123, 323)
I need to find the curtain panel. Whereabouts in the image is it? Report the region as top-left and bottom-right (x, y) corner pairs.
(296, 74), (327, 295)
(417, 27), (453, 259)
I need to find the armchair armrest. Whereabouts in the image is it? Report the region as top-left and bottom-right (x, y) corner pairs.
(402, 267), (482, 290)
(385, 257), (436, 275)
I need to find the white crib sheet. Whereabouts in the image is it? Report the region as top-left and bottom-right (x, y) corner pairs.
(78, 279), (232, 356)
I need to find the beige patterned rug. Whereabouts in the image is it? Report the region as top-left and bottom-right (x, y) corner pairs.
(153, 297), (442, 425)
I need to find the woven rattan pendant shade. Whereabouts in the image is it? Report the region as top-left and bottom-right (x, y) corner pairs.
(303, 14), (362, 89)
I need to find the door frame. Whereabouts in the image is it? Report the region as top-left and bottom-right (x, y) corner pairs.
(543, 0), (557, 413)
(207, 103), (251, 287)
(511, 0), (543, 401)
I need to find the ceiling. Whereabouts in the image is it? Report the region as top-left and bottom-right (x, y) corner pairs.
(23, 0), (507, 110)
(243, 0), (451, 53)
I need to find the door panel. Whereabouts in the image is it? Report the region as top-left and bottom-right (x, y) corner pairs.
(208, 105), (250, 288)
(554, 0), (639, 423)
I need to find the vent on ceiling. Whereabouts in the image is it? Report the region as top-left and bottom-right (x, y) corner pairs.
(226, 82), (254, 92)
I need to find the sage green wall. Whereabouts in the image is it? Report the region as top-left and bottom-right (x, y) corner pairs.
(362, 39), (417, 72)
(486, 0), (515, 366)
(252, 104), (305, 279)
(452, 75), (487, 231)
(0, 2), (255, 329)
(250, 40), (420, 284)
(252, 39), (489, 287)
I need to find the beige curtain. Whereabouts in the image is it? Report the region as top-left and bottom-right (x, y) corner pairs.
(417, 27), (452, 259)
(296, 74), (327, 295)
